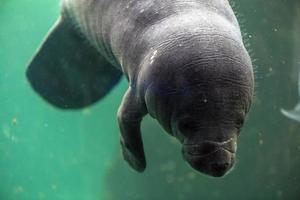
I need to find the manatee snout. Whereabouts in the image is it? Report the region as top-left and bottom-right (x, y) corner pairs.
(182, 138), (237, 177)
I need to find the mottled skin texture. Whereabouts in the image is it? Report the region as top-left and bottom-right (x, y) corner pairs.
(34, 0), (254, 177)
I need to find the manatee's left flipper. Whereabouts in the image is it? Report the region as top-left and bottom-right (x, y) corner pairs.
(118, 88), (148, 172)
(26, 17), (122, 109)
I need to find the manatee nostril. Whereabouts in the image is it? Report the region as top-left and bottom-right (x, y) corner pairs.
(198, 143), (218, 155)
(211, 163), (230, 173)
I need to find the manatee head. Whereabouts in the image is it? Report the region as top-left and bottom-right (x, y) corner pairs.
(161, 32), (254, 177)
(170, 75), (253, 177)
(142, 37), (254, 176)
(144, 44), (254, 177)
(167, 42), (254, 177)
(141, 16), (254, 176)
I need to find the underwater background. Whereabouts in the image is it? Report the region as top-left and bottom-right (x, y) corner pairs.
(0, 0), (299, 199)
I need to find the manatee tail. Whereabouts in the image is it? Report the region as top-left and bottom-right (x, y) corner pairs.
(281, 103), (300, 122)
(26, 17), (122, 109)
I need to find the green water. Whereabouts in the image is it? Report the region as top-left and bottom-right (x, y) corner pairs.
(0, 0), (299, 199)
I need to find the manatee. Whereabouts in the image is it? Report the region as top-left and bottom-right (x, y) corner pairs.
(26, 0), (254, 177)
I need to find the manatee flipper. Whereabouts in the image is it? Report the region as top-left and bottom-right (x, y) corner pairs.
(26, 17), (122, 109)
(118, 88), (148, 172)
(281, 103), (300, 122)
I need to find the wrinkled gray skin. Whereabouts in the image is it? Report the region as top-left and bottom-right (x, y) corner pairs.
(63, 0), (254, 177)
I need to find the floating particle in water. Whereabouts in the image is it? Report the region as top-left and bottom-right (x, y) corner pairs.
(12, 117), (18, 125)
(51, 184), (57, 191)
(267, 67), (275, 77)
(269, 67), (273, 72)
(3, 126), (11, 138)
(276, 190), (283, 198)
(186, 171), (197, 180)
(11, 136), (19, 144)
(2, 125), (18, 143)
(258, 132), (264, 146)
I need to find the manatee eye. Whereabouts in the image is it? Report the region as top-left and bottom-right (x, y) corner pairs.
(178, 118), (198, 133)
(235, 117), (244, 129)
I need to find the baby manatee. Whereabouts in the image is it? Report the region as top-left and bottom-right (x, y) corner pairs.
(26, 0), (254, 177)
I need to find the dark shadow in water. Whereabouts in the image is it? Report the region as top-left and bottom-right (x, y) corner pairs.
(104, 1), (300, 200)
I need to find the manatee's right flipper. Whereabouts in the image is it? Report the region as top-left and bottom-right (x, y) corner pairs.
(281, 103), (300, 122)
(117, 88), (148, 172)
(26, 17), (122, 109)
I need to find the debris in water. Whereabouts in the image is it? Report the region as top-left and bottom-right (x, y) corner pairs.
(12, 117), (18, 125)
